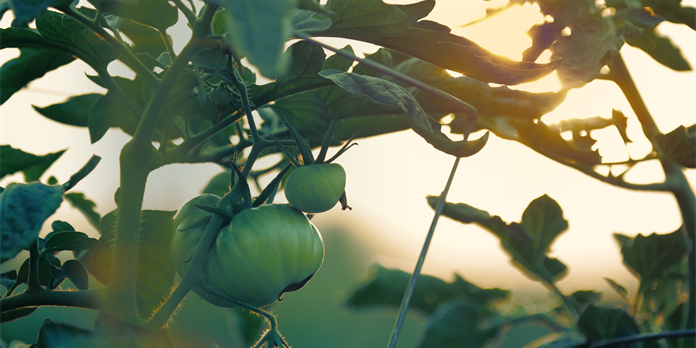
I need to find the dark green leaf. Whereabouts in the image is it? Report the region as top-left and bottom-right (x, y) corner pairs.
(62, 155), (101, 192)
(1, 307), (38, 323)
(346, 264), (508, 315)
(0, 182), (63, 262)
(292, 8), (332, 33)
(237, 309), (264, 346)
(44, 231), (99, 253)
(655, 125), (695, 168)
(79, 209), (177, 318)
(352, 48), (394, 77)
(88, 93), (128, 144)
(427, 195), (570, 282)
(316, 0), (560, 85)
(605, 278), (631, 304)
(7, 0), (67, 27)
(1, 269), (18, 291)
(577, 305), (639, 343)
(59, 259), (89, 290)
(0, 48), (74, 105)
(64, 192), (101, 230)
(320, 71), (489, 157)
(418, 299), (500, 348)
(218, 0), (298, 78)
(322, 45), (356, 72)
(33, 94), (101, 127)
(627, 26), (691, 71)
(98, 0), (178, 31)
(34, 317), (173, 347)
(35, 319), (100, 347)
(51, 220), (75, 232)
(118, 19), (169, 58)
(525, 333), (586, 348)
(618, 229), (689, 294)
(0, 145), (66, 182)
(14, 253), (61, 290)
(642, 268), (688, 321)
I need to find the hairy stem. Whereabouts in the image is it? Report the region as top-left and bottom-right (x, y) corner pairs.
(0, 289), (102, 313)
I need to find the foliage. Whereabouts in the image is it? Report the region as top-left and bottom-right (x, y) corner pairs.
(0, 0), (694, 347)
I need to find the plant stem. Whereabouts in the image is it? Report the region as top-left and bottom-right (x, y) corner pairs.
(0, 289), (102, 313)
(589, 329), (696, 348)
(387, 156), (460, 348)
(27, 239), (42, 293)
(172, 0), (198, 26)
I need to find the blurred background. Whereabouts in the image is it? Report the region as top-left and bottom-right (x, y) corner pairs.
(1, 0), (694, 346)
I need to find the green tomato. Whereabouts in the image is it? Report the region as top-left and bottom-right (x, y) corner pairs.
(171, 198), (324, 308)
(284, 163), (346, 213)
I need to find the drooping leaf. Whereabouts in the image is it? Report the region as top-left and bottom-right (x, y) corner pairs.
(217, 0), (298, 78)
(346, 264), (508, 315)
(64, 192), (101, 230)
(79, 209), (177, 319)
(88, 93), (135, 144)
(417, 299), (500, 348)
(1, 307), (38, 324)
(551, 13), (625, 88)
(0, 145), (66, 182)
(0, 48), (74, 105)
(58, 259), (90, 290)
(576, 305), (640, 343)
(427, 195), (569, 282)
(14, 250), (62, 290)
(627, 26), (691, 71)
(0, 182), (63, 263)
(316, 0), (560, 85)
(320, 71), (489, 157)
(33, 94), (101, 127)
(617, 229), (689, 294)
(655, 125), (695, 168)
(43, 231), (99, 253)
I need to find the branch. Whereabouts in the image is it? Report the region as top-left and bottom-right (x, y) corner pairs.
(1, 289), (101, 313)
(589, 329), (696, 348)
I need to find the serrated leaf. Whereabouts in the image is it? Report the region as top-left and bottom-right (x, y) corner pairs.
(320, 71), (489, 157)
(576, 305), (639, 343)
(627, 26), (691, 71)
(33, 94), (101, 127)
(79, 209), (177, 319)
(346, 264), (508, 315)
(418, 299), (500, 348)
(44, 231), (99, 253)
(218, 0), (298, 78)
(0, 48), (75, 105)
(619, 229), (689, 294)
(551, 13), (625, 88)
(0, 182), (63, 263)
(64, 192), (101, 230)
(1, 307), (38, 324)
(655, 125), (695, 168)
(427, 195), (569, 282)
(0, 145), (66, 182)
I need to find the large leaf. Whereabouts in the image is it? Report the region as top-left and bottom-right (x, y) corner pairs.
(79, 209), (177, 319)
(615, 229), (689, 294)
(217, 0), (298, 78)
(417, 299), (500, 348)
(0, 182), (63, 263)
(0, 145), (66, 182)
(346, 264), (508, 315)
(576, 305), (640, 343)
(655, 125), (695, 168)
(64, 192), (101, 230)
(97, 0), (178, 31)
(320, 71), (489, 157)
(6, 0), (68, 27)
(33, 94), (101, 127)
(316, 0), (560, 85)
(427, 194), (569, 282)
(0, 48), (75, 105)
(627, 26), (691, 71)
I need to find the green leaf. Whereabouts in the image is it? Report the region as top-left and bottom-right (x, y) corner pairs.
(641, 0), (696, 30)
(202, 170), (232, 197)
(34, 317), (174, 347)
(524, 333), (586, 348)
(98, 0), (178, 31)
(64, 192), (101, 230)
(427, 195), (569, 282)
(118, 19), (169, 59)
(320, 71), (489, 157)
(576, 305), (639, 343)
(292, 8), (332, 33)
(316, 0), (560, 85)
(33, 94), (101, 127)
(655, 125), (695, 168)
(43, 231), (99, 253)
(62, 155), (101, 192)
(88, 93), (131, 144)
(0, 182), (63, 263)
(1, 307), (38, 324)
(0, 48), (75, 105)
(236, 309), (265, 346)
(51, 220), (75, 232)
(346, 264), (508, 315)
(617, 229), (689, 294)
(59, 259), (89, 290)
(604, 278), (631, 305)
(79, 209), (178, 319)
(0, 145), (66, 182)
(6, 0), (67, 27)
(627, 26), (691, 71)
(352, 48), (394, 77)
(418, 299), (500, 348)
(218, 0), (298, 78)
(550, 13), (625, 88)
(1, 269), (18, 291)
(251, 40), (331, 105)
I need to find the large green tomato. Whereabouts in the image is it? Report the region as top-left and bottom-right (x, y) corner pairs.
(171, 198), (324, 308)
(284, 163), (346, 213)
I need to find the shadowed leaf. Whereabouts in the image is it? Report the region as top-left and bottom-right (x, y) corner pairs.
(0, 145), (66, 182)
(33, 94), (101, 127)
(655, 125), (695, 168)
(0, 48), (74, 105)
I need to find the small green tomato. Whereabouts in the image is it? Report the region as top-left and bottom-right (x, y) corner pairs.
(284, 163), (346, 213)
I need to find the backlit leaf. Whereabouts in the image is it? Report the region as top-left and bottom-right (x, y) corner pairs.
(627, 26), (691, 71)
(576, 305), (639, 343)
(418, 299), (500, 348)
(33, 94), (101, 127)
(655, 125), (695, 168)
(0, 145), (66, 182)
(64, 192), (101, 230)
(0, 48), (74, 105)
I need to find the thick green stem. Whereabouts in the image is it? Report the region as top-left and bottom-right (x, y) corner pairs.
(609, 53), (696, 342)
(0, 289), (102, 313)
(27, 239), (42, 293)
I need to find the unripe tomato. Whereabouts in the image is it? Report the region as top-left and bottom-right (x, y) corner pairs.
(284, 163), (346, 213)
(171, 194), (222, 275)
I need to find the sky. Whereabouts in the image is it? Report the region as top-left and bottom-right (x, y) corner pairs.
(1, 0), (695, 302)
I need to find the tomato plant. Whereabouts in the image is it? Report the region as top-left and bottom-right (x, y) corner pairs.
(0, 0), (694, 347)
